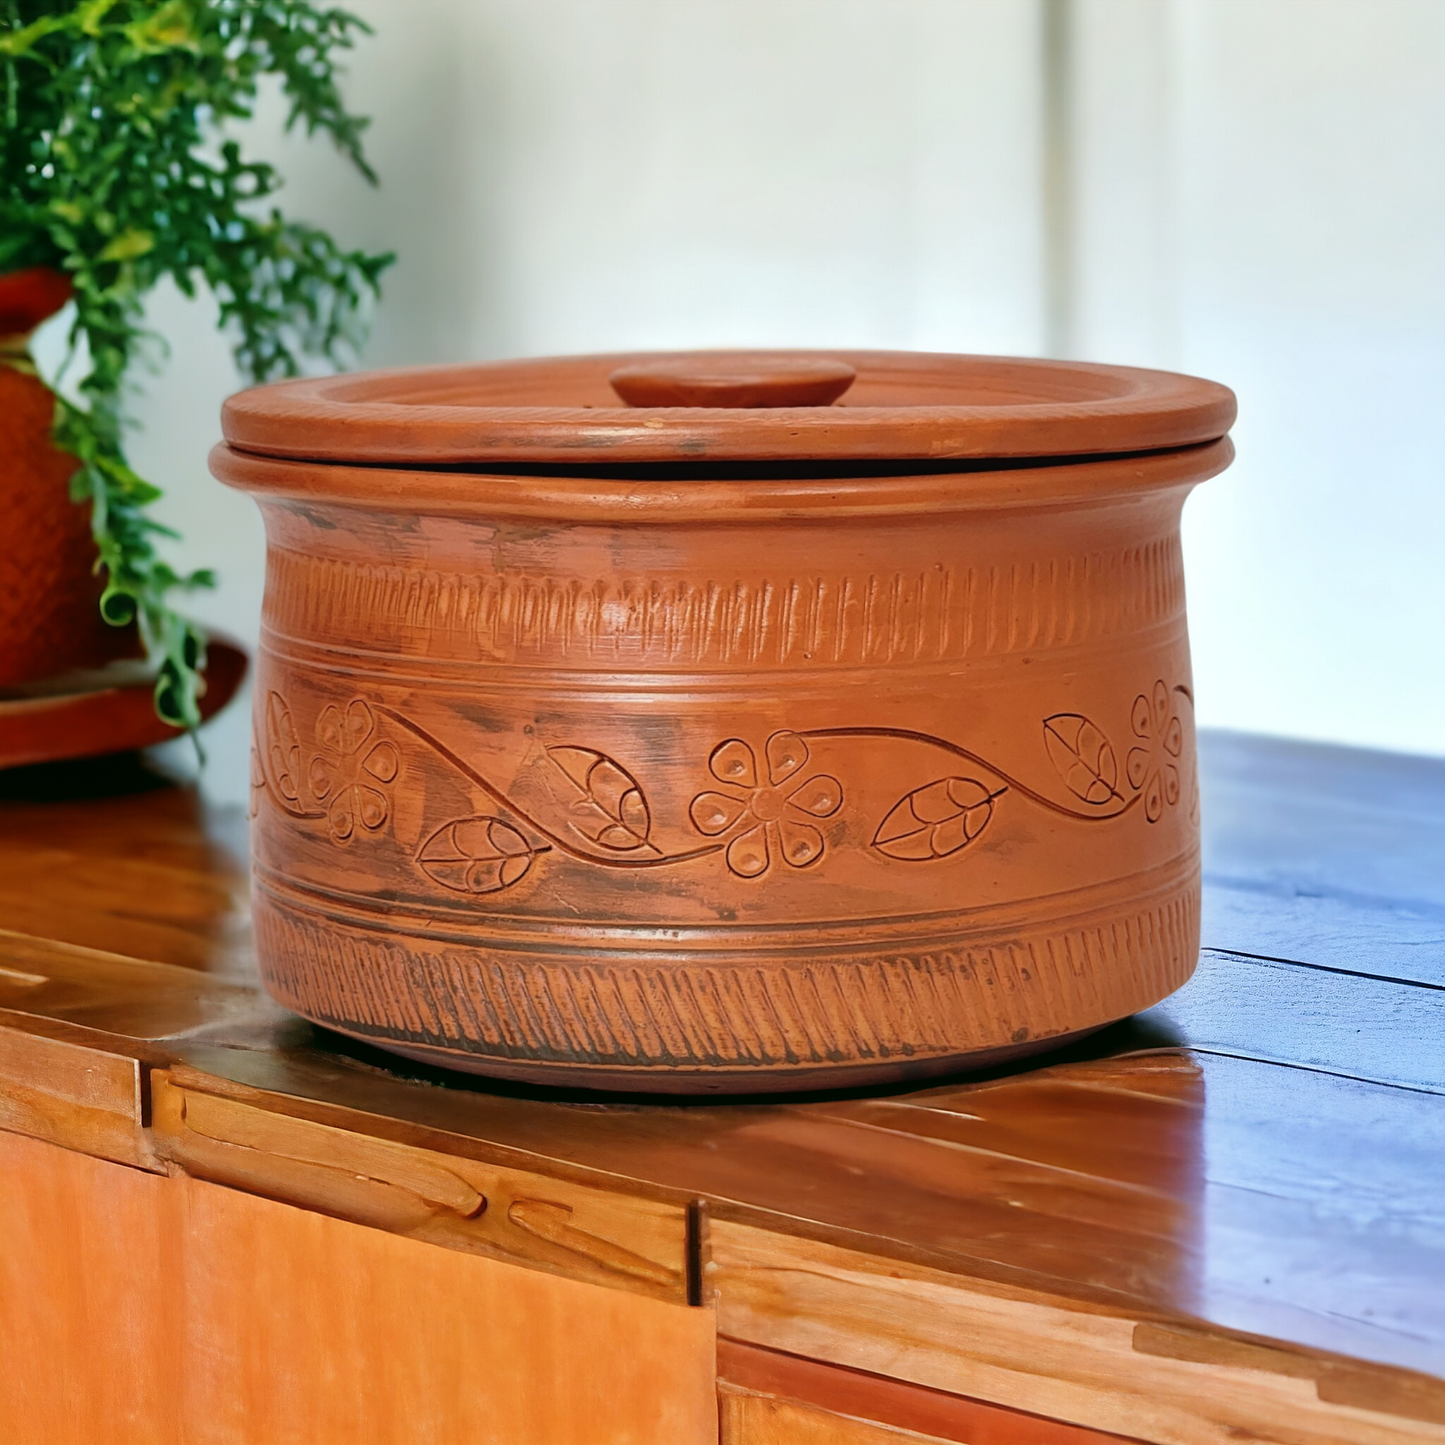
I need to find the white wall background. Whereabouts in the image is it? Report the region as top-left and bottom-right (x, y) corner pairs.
(76, 0), (1444, 790)
(1074, 0), (1445, 759)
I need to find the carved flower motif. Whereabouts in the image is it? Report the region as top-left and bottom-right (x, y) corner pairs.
(1126, 680), (1183, 824)
(308, 699), (400, 843)
(690, 731), (842, 879)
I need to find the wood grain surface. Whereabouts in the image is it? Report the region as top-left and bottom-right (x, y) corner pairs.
(710, 1219), (1441, 1445)
(1, 729), (1442, 1444)
(1197, 731), (1445, 988)
(0, 755), (251, 972)
(718, 1338), (1137, 1444)
(0, 1130), (717, 1445)
(721, 1390), (960, 1445)
(0, 1023), (158, 1169)
(150, 1065), (691, 1303)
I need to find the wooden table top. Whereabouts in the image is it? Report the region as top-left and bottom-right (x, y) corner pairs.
(2, 729), (1442, 1442)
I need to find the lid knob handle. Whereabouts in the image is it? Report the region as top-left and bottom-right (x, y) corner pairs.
(609, 354), (856, 409)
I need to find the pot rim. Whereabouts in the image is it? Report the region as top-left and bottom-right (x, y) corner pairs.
(210, 435), (1233, 523)
(220, 350), (1237, 467)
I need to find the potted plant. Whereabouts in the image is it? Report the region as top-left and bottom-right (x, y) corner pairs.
(0, 0), (391, 733)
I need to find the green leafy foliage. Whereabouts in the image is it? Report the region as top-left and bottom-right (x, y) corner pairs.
(2, 0), (392, 727)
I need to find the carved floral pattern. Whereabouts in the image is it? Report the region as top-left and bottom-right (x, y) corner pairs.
(307, 699), (400, 843)
(1126, 681), (1184, 823)
(689, 732), (843, 878)
(251, 682), (1193, 895)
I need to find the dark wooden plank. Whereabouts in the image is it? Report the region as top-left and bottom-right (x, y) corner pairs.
(0, 754), (252, 975)
(1201, 881), (1445, 989)
(0, 929), (263, 1047)
(1200, 731), (1445, 897)
(1200, 731), (1445, 989)
(1180, 1054), (1445, 1377)
(1140, 948), (1445, 1092)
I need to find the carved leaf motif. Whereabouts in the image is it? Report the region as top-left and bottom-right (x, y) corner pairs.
(266, 692), (304, 804)
(417, 816), (540, 895)
(1043, 714), (1121, 806)
(547, 746), (652, 851)
(872, 777), (997, 862)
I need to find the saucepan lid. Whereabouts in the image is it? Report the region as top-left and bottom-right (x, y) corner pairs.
(220, 350), (1235, 467)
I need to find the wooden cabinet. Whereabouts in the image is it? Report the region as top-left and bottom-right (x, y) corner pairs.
(0, 1131), (714, 1445)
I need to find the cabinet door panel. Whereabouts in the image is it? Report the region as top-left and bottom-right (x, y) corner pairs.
(0, 1130), (716, 1445)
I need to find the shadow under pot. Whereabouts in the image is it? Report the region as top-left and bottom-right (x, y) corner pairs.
(214, 349), (1235, 1094)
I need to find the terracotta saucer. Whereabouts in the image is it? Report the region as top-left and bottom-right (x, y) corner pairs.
(0, 637), (247, 770)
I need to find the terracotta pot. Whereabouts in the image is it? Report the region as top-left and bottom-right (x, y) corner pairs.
(215, 351), (1235, 1093)
(0, 268), (139, 689)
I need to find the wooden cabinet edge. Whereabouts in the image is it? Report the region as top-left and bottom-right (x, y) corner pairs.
(719, 1385), (954, 1445)
(717, 1338), (1141, 1445)
(0, 924), (256, 998)
(148, 1068), (691, 1304)
(1134, 1325), (1445, 1427)
(0, 1023), (161, 1171)
(708, 1219), (1445, 1445)
(159, 1060), (695, 1207)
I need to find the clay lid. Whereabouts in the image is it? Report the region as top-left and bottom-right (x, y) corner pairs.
(220, 350), (1235, 466)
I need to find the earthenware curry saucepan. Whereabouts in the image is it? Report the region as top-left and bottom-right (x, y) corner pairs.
(214, 351), (1235, 1092)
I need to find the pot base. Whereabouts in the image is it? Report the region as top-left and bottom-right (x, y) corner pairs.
(338, 1025), (1108, 1095)
(253, 867), (1199, 1098)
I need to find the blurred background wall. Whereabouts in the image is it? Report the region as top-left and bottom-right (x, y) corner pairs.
(60, 0), (1443, 788)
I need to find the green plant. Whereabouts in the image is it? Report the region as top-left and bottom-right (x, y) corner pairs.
(1, 0), (392, 727)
